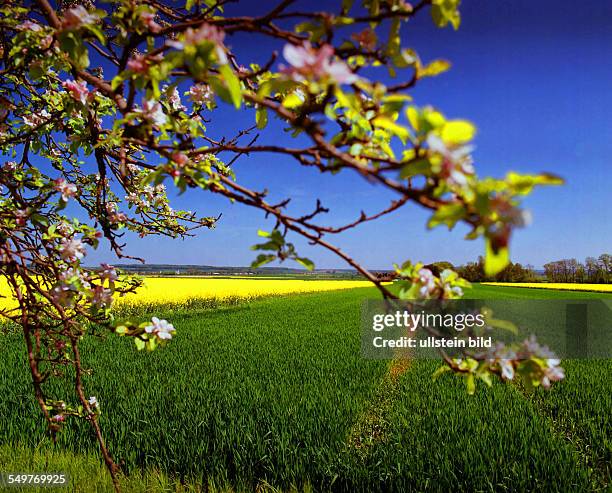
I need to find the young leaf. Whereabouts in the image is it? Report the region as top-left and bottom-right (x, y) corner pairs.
(484, 238), (510, 276)
(219, 65), (242, 109)
(418, 59), (451, 78)
(255, 106), (268, 129)
(295, 257), (315, 271)
(441, 120), (476, 144)
(251, 254), (276, 268)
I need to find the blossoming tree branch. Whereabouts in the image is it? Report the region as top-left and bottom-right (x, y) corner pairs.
(0, 0), (565, 489)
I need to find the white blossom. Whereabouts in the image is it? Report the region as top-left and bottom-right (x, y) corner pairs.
(144, 317), (176, 340)
(59, 237), (86, 262)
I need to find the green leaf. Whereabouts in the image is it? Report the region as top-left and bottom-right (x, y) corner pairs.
(208, 75), (232, 106)
(342, 0), (354, 13)
(28, 63), (45, 80)
(111, 75), (124, 91)
(478, 372), (493, 387)
(58, 32), (90, 70)
(465, 373), (476, 395)
(255, 106), (268, 129)
(441, 120), (476, 144)
(115, 325), (128, 335)
(251, 254), (276, 268)
(487, 317), (519, 335)
(427, 203), (465, 229)
(219, 64), (242, 109)
(484, 238), (510, 276)
(505, 172), (564, 195)
(146, 338), (157, 351)
(295, 257), (315, 271)
(372, 116), (410, 144)
(431, 0), (461, 30)
(134, 338), (145, 351)
(418, 59), (451, 78)
(400, 158), (430, 179)
(406, 106), (420, 132)
(432, 365), (451, 380)
(282, 92), (303, 109)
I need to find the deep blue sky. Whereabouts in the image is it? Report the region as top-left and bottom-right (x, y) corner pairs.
(88, 0), (611, 269)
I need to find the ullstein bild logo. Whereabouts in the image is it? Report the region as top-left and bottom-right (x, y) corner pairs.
(361, 299), (612, 359)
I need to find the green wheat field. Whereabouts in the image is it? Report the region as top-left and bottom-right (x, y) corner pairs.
(1, 284), (610, 492)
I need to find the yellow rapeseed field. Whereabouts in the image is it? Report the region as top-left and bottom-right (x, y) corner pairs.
(0, 276), (373, 312)
(120, 277), (372, 305)
(483, 282), (612, 292)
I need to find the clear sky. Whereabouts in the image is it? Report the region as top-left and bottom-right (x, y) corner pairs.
(88, 0), (612, 269)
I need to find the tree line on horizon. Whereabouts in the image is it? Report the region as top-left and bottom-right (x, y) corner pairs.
(543, 254), (611, 284)
(419, 253), (611, 284)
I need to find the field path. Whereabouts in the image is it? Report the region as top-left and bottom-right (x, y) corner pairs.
(346, 354), (411, 458)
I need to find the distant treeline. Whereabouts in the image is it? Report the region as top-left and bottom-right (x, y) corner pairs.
(543, 254), (611, 283)
(447, 259), (537, 283)
(424, 253), (612, 284)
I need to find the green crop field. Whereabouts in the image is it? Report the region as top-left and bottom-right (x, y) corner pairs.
(1, 284), (610, 492)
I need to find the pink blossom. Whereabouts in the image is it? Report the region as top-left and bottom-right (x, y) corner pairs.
(109, 210), (127, 224)
(139, 99), (167, 127)
(541, 362), (565, 389)
(61, 6), (100, 30)
(172, 152), (189, 167)
(58, 266), (90, 289)
(443, 285), (463, 298)
(58, 267), (78, 282)
(53, 178), (77, 201)
(105, 203), (127, 224)
(17, 20), (42, 32)
(52, 414), (65, 422)
(140, 11), (161, 33)
(59, 237), (86, 262)
(282, 42), (359, 85)
(126, 192), (149, 209)
(127, 163), (141, 175)
(62, 79), (92, 105)
(170, 23), (227, 64)
(163, 85), (186, 112)
(416, 268), (437, 298)
(51, 284), (76, 308)
(521, 335), (556, 359)
(56, 221), (74, 237)
(481, 342), (517, 380)
(189, 84), (214, 105)
(40, 35), (54, 50)
(92, 285), (113, 308)
(127, 54), (149, 73)
(427, 135), (475, 190)
(99, 263), (118, 283)
(23, 109), (50, 127)
(126, 192), (140, 205)
(14, 209), (28, 226)
(184, 23), (225, 45)
(3, 161), (18, 171)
